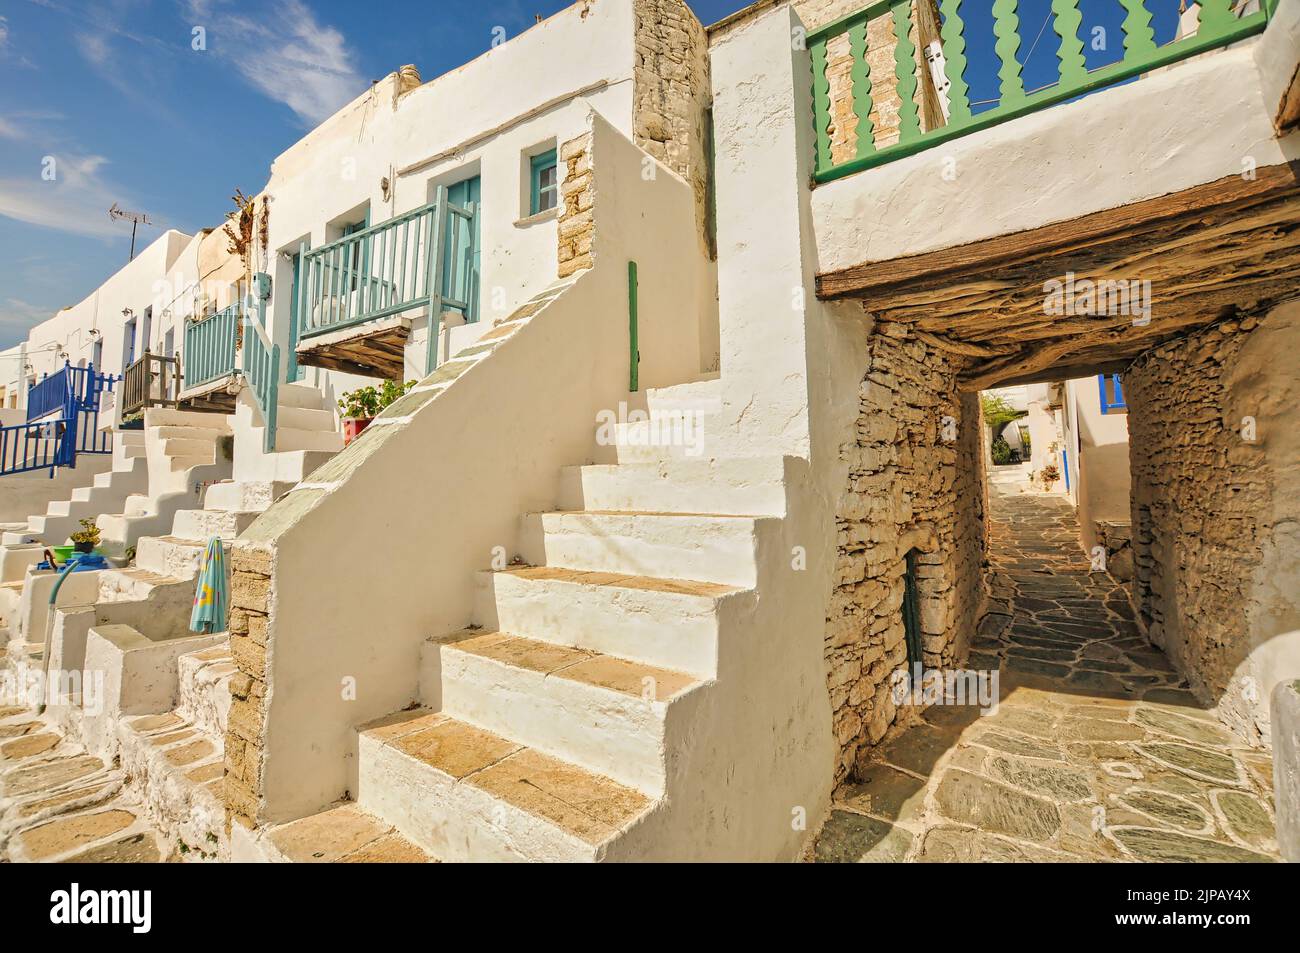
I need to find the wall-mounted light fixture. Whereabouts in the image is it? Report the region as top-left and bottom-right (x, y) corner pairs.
(122, 308), (134, 318)
(88, 328), (102, 340)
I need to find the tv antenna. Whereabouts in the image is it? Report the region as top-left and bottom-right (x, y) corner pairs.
(108, 203), (154, 262)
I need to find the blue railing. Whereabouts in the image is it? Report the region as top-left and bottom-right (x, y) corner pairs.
(1098, 373), (1127, 415)
(297, 186), (475, 374)
(5, 363), (116, 478)
(27, 365), (71, 421)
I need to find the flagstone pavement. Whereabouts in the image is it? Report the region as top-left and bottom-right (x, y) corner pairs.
(813, 487), (1280, 863)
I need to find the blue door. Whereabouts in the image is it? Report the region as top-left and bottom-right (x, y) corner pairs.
(443, 176), (480, 323)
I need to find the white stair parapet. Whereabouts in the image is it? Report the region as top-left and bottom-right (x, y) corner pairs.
(202, 481), (296, 513)
(79, 623), (226, 759)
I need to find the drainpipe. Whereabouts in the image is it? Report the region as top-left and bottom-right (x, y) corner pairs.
(36, 553), (81, 714)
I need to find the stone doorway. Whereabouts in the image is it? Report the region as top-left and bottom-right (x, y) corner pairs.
(812, 485), (1279, 862)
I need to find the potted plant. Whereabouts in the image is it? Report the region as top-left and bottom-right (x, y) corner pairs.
(338, 379), (416, 445)
(70, 518), (101, 554)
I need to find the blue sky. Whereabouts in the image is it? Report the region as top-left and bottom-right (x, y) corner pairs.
(0, 0), (1184, 348)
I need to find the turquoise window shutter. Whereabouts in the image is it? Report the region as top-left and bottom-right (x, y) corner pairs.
(530, 149), (558, 215)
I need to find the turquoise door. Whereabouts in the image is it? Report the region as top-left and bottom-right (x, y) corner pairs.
(443, 176), (480, 323)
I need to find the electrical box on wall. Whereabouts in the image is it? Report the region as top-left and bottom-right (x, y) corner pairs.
(252, 272), (272, 301)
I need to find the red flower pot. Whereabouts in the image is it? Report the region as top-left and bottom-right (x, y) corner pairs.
(343, 417), (373, 445)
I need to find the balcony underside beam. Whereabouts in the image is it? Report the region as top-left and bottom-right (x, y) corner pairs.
(815, 162), (1300, 391)
(296, 315), (411, 380)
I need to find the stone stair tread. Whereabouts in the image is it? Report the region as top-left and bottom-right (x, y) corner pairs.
(265, 803), (433, 863)
(444, 630), (698, 699)
(497, 565), (738, 597)
(360, 709), (651, 844)
(551, 509), (761, 519)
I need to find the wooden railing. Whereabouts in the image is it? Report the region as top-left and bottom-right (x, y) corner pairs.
(297, 185), (475, 372)
(241, 290), (280, 453)
(809, 0), (1274, 183)
(184, 303), (241, 391)
(121, 351), (181, 419)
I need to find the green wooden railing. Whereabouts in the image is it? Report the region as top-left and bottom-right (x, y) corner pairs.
(183, 302), (241, 390)
(297, 186), (475, 374)
(241, 296), (280, 453)
(809, 0), (1272, 183)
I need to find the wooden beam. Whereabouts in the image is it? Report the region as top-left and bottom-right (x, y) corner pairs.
(816, 163), (1300, 299)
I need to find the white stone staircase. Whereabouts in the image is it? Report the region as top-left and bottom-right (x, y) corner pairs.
(301, 378), (799, 862)
(0, 430), (147, 548)
(52, 383), (343, 765)
(96, 409), (234, 557)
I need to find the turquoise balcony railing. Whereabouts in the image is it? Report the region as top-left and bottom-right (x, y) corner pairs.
(809, 0), (1274, 183)
(297, 185), (475, 373)
(184, 302), (241, 390)
(241, 294), (280, 453)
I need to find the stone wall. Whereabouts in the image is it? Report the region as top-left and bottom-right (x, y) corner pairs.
(826, 321), (986, 784)
(1125, 302), (1300, 745)
(557, 133), (595, 279)
(632, 0), (712, 252)
(223, 543), (273, 830)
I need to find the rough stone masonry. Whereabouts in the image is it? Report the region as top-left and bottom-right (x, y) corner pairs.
(1124, 299), (1300, 748)
(826, 322), (986, 785)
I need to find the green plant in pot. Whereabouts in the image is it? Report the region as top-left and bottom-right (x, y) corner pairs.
(70, 518), (101, 554)
(338, 379), (416, 445)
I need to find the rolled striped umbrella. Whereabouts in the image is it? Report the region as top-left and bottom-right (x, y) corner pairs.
(190, 537), (228, 634)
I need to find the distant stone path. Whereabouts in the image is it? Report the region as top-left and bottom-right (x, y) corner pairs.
(814, 488), (1279, 862)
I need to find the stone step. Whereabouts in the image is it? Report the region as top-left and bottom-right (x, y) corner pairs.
(237, 803), (432, 863)
(519, 511), (766, 588)
(202, 481), (295, 513)
(135, 535), (207, 578)
(116, 709), (226, 859)
(425, 630), (699, 794)
(176, 642), (236, 740)
(144, 408), (231, 431)
(270, 426), (343, 454)
(277, 382), (329, 411)
(236, 449), (335, 485)
(276, 405), (336, 432)
(557, 457), (787, 516)
(152, 425), (225, 442)
(97, 567), (192, 606)
(475, 566), (739, 676)
(171, 508), (259, 541)
(169, 455), (215, 473)
(161, 437), (216, 459)
(610, 416), (717, 464)
(356, 709), (653, 862)
(644, 376), (722, 416)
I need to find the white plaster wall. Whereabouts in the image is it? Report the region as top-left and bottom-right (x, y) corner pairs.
(1073, 375), (1131, 552)
(259, 0), (639, 404)
(249, 108), (713, 824)
(1254, 0), (1300, 132)
(811, 38), (1297, 272)
(23, 231), (191, 385)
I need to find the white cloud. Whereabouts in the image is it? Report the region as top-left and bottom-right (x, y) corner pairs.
(74, 31), (111, 67)
(184, 0), (366, 125)
(0, 16), (9, 52)
(0, 297), (55, 349)
(0, 153), (128, 239)
(0, 116), (20, 140)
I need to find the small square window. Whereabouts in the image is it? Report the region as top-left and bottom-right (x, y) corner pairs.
(530, 149), (558, 215)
